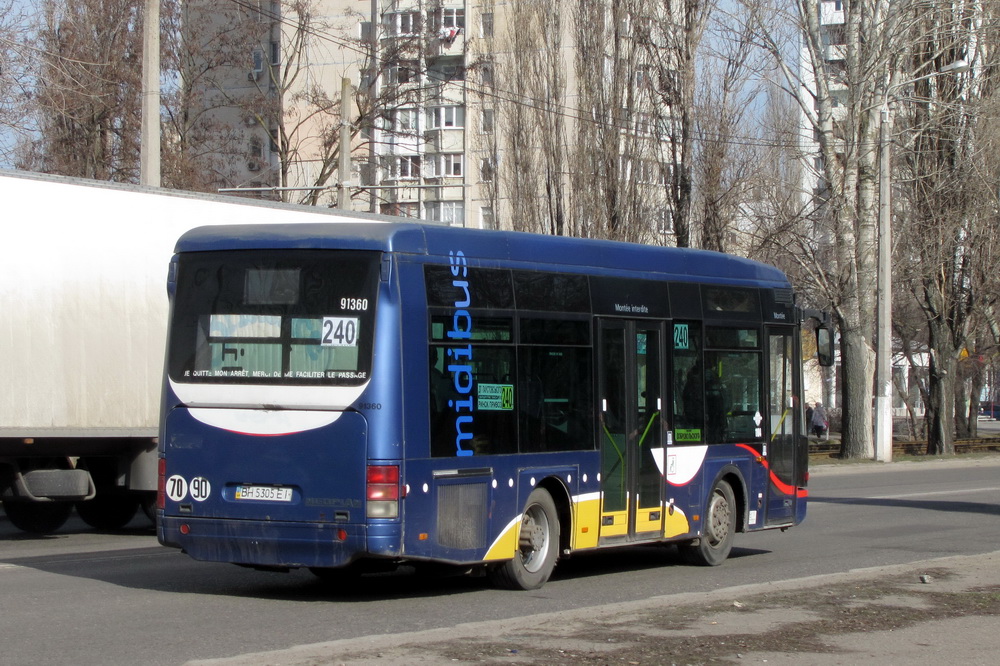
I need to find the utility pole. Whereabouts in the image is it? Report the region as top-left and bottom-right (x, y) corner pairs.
(140, 0), (160, 187)
(874, 105), (892, 462)
(873, 60), (968, 462)
(338, 78), (351, 209)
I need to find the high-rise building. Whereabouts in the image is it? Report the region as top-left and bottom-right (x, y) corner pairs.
(183, 1), (677, 237)
(798, 0), (847, 209)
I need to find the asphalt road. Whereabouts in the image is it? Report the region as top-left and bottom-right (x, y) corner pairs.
(2, 455), (999, 665)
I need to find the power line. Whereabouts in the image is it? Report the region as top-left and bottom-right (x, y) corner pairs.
(223, 0), (807, 152)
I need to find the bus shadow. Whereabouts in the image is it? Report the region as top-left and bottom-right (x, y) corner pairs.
(810, 495), (1000, 517)
(244, 544), (773, 602)
(0, 540), (772, 604)
(0, 513), (156, 541)
(551, 543), (768, 583)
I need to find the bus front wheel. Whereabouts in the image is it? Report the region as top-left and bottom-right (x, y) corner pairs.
(489, 487), (560, 590)
(679, 479), (736, 566)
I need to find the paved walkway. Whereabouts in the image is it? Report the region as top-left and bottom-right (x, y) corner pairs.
(190, 456), (1000, 665)
(191, 548), (1000, 665)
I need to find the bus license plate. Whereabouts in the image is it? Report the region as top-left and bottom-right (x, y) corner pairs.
(235, 485), (292, 502)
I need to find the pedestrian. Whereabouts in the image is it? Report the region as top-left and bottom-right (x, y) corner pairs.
(811, 402), (828, 439)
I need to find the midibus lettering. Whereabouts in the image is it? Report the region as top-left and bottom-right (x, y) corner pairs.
(449, 249), (467, 276)
(450, 281), (471, 308)
(445, 249), (476, 457)
(447, 311), (472, 339)
(449, 343), (472, 360)
(449, 394), (474, 412)
(455, 415), (475, 456)
(448, 364), (474, 393)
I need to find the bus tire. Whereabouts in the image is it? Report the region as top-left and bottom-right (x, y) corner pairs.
(76, 495), (139, 530)
(489, 487), (560, 590)
(679, 479), (736, 566)
(2, 500), (73, 534)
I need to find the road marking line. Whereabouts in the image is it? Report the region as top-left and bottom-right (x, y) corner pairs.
(868, 486), (1000, 500)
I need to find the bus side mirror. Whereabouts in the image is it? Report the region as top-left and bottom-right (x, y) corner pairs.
(816, 326), (834, 367)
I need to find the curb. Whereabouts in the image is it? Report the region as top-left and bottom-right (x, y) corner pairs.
(186, 550), (1000, 665)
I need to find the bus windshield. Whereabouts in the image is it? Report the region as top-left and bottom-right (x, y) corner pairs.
(167, 250), (380, 386)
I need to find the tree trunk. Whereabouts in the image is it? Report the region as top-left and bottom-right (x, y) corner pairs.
(954, 373), (971, 439)
(839, 325), (875, 459)
(925, 324), (956, 454)
(967, 358), (986, 438)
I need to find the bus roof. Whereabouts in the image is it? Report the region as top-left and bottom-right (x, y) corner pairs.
(174, 222), (790, 288)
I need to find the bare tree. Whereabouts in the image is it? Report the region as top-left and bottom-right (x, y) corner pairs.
(893, 0), (1000, 454)
(569, 0), (680, 243)
(492, 0), (571, 235)
(161, 0), (251, 191)
(748, 0), (1000, 458)
(18, 0), (144, 180)
(483, 0), (677, 242)
(658, 0), (713, 248)
(751, 0), (920, 458)
(179, 1), (421, 205)
(0, 0), (34, 165)
(693, 3), (768, 253)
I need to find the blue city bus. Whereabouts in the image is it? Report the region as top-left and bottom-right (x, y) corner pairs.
(157, 222), (832, 590)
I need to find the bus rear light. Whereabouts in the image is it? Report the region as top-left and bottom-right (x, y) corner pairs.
(367, 465), (399, 484)
(367, 501), (398, 519)
(367, 465), (400, 519)
(367, 484), (399, 501)
(157, 458), (166, 510)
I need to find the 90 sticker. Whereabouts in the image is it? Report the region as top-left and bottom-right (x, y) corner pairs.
(165, 475), (211, 502)
(189, 477), (211, 501)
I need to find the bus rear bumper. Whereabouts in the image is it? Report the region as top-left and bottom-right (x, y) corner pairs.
(158, 516), (401, 569)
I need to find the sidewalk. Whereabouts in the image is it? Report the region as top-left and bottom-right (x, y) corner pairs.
(191, 549), (1000, 665)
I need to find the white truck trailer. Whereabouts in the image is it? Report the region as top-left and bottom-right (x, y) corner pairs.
(0, 170), (370, 533)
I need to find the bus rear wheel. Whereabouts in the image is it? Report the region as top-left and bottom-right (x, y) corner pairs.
(679, 479), (736, 566)
(489, 487), (560, 590)
(2, 500), (73, 534)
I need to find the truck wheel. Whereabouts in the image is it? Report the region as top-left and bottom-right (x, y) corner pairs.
(2, 500), (73, 534)
(140, 494), (157, 524)
(76, 495), (139, 530)
(678, 479), (736, 566)
(488, 487), (560, 590)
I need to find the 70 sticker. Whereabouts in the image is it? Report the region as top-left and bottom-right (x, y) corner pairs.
(165, 475), (212, 502)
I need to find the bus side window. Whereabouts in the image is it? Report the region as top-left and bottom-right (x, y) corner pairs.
(517, 318), (593, 453)
(428, 317), (517, 457)
(672, 321), (704, 443)
(704, 327), (763, 443)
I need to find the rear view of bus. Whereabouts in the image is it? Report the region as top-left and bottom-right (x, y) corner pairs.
(157, 227), (399, 570)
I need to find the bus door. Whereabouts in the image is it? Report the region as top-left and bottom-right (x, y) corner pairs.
(597, 319), (665, 542)
(764, 328), (803, 525)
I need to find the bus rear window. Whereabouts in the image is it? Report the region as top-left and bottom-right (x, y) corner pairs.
(168, 250), (380, 386)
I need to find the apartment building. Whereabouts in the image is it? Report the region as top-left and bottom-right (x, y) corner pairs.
(798, 0), (847, 207)
(184, 1), (677, 236)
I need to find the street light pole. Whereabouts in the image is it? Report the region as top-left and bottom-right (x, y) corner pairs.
(872, 59), (969, 463)
(874, 105), (892, 462)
